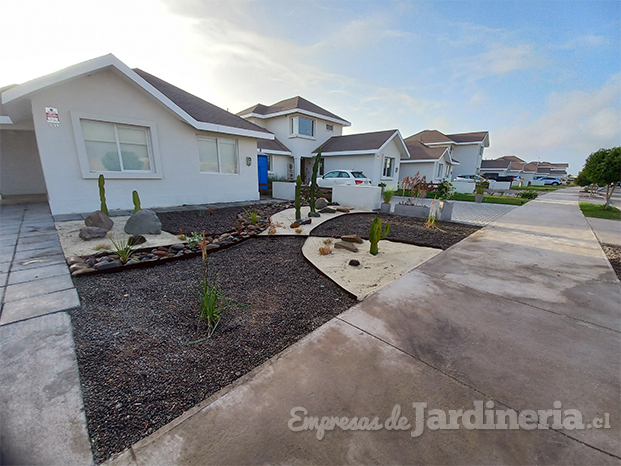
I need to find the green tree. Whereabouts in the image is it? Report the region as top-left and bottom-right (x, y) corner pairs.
(578, 147), (620, 209)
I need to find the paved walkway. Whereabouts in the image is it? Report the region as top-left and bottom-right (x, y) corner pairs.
(0, 203), (92, 465)
(108, 187), (620, 464)
(391, 196), (517, 225)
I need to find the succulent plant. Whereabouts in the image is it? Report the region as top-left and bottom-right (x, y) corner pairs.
(369, 217), (390, 255)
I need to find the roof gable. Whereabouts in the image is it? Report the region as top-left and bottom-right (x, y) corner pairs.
(403, 140), (448, 161)
(312, 130), (407, 157)
(238, 96), (351, 126)
(1, 54), (272, 140)
(406, 129), (489, 147)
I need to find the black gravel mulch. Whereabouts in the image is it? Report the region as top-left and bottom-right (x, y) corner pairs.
(70, 236), (357, 464)
(311, 212), (481, 250)
(157, 202), (290, 236)
(602, 243), (621, 281)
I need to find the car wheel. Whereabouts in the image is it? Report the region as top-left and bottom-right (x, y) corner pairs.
(552, 182), (559, 186)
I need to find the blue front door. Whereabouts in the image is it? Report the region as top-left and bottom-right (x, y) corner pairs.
(258, 154), (268, 190)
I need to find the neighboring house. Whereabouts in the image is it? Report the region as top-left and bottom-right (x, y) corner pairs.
(405, 130), (490, 179)
(399, 137), (459, 184)
(0, 54), (273, 215)
(481, 156), (568, 182)
(237, 96), (351, 181)
(311, 130), (410, 186)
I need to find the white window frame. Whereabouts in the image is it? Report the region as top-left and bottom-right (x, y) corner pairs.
(382, 156), (395, 178)
(289, 115), (316, 140)
(437, 163), (444, 178)
(197, 135), (239, 175)
(71, 111), (162, 179)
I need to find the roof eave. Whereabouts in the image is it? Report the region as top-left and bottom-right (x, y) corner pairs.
(0, 115), (13, 125)
(240, 109), (351, 127)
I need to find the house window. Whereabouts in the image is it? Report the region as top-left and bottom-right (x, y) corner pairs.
(437, 163), (444, 178)
(299, 117), (314, 137)
(326, 124), (333, 132)
(267, 154), (273, 172)
(198, 136), (238, 174)
(80, 119), (152, 173)
(382, 157), (395, 177)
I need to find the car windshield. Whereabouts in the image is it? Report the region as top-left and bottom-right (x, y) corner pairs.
(352, 172), (366, 179)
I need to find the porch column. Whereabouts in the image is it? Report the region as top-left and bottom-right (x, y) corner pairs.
(294, 155), (302, 180)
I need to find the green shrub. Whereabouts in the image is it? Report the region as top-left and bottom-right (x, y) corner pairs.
(382, 188), (395, 203)
(518, 189), (538, 199)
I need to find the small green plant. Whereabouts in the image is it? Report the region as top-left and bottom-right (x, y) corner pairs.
(295, 175), (302, 220)
(187, 231), (203, 249)
(435, 181), (454, 200)
(98, 174), (108, 216)
(197, 233), (236, 337)
(244, 208), (259, 224)
(132, 190), (141, 213)
(369, 217), (390, 255)
(199, 210), (205, 217)
(382, 188), (395, 204)
(518, 189), (538, 200)
(318, 245), (332, 255)
(475, 181), (489, 195)
(107, 234), (134, 264)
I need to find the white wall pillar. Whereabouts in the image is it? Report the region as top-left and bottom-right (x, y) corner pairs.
(294, 156), (301, 179)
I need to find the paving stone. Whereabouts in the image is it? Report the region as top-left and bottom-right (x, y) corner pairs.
(0, 261), (10, 274)
(0, 288), (80, 325)
(13, 245), (64, 262)
(0, 312), (93, 464)
(53, 213), (84, 222)
(15, 236), (61, 252)
(3, 274), (75, 303)
(7, 263), (70, 285)
(10, 254), (66, 271)
(18, 225), (58, 238)
(0, 245), (16, 257)
(0, 272), (7, 288)
(17, 233), (61, 246)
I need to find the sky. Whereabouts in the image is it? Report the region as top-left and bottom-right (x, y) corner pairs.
(2, 0), (620, 174)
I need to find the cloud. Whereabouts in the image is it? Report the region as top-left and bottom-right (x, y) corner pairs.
(486, 74), (621, 171)
(555, 34), (609, 50)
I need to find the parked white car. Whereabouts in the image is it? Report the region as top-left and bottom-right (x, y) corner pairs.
(316, 170), (371, 187)
(453, 174), (486, 182)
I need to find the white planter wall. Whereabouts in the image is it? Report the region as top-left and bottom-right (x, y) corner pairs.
(272, 181), (296, 200)
(332, 185), (381, 211)
(452, 180), (476, 194)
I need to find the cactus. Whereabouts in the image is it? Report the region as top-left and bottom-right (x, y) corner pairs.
(295, 175), (302, 220)
(309, 148), (322, 213)
(369, 217), (390, 255)
(98, 174), (108, 216)
(132, 190), (141, 214)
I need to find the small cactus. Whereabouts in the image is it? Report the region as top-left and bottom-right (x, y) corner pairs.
(369, 217), (390, 255)
(132, 190), (141, 214)
(309, 148), (322, 213)
(295, 175), (302, 220)
(98, 174), (108, 216)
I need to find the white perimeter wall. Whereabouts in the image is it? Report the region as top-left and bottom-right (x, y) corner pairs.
(29, 69), (260, 215)
(333, 185), (381, 211)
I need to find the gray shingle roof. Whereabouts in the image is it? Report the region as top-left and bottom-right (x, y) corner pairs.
(481, 159), (511, 169)
(403, 140), (447, 161)
(406, 130), (488, 145)
(445, 131), (488, 143)
(134, 69), (271, 134)
(238, 96), (350, 125)
(258, 137), (291, 154)
(312, 130), (398, 153)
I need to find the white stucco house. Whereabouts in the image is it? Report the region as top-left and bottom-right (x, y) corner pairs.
(399, 137), (459, 184)
(237, 97), (351, 182)
(311, 129), (410, 186)
(402, 130), (490, 180)
(480, 156), (568, 183)
(0, 54), (274, 215)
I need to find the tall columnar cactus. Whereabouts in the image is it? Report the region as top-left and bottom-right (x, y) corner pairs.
(295, 175), (302, 220)
(132, 190), (141, 214)
(309, 148), (322, 213)
(369, 217), (390, 255)
(98, 174), (108, 216)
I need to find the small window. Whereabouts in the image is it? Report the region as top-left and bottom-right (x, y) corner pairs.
(299, 117), (314, 137)
(323, 171), (339, 179)
(80, 119), (152, 173)
(326, 124), (333, 132)
(267, 155), (273, 172)
(382, 157), (395, 177)
(198, 136), (238, 174)
(437, 163), (443, 177)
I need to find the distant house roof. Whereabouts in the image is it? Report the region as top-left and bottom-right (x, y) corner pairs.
(257, 137), (291, 155)
(498, 155), (526, 163)
(0, 54), (272, 140)
(407, 129), (489, 147)
(134, 69), (272, 136)
(312, 129), (408, 157)
(481, 159), (511, 170)
(402, 139), (449, 162)
(522, 163), (538, 172)
(238, 96), (351, 126)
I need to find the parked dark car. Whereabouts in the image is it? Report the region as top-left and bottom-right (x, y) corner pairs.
(482, 173), (517, 183)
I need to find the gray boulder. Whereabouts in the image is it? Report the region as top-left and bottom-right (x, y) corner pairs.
(85, 210), (114, 231)
(315, 198), (329, 210)
(124, 210), (162, 235)
(79, 226), (108, 240)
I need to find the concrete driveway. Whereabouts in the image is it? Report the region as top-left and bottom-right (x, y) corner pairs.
(109, 187), (620, 465)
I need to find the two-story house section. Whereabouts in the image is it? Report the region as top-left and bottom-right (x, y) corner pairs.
(406, 130), (490, 179)
(237, 96), (351, 180)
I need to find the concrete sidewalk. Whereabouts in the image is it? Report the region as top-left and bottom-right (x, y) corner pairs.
(109, 187), (621, 465)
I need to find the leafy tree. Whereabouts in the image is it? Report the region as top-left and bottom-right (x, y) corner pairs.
(578, 147), (620, 209)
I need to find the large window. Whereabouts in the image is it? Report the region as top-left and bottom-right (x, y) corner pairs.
(80, 120), (152, 172)
(382, 157), (395, 178)
(198, 137), (238, 174)
(290, 116), (315, 138)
